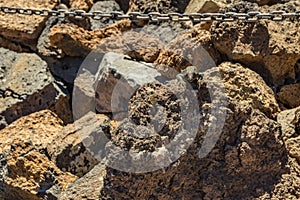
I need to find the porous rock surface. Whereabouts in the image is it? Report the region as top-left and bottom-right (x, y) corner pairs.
(0, 110), (77, 200)
(211, 1), (300, 88)
(0, 48), (72, 127)
(0, 0), (59, 50)
(0, 0), (300, 199)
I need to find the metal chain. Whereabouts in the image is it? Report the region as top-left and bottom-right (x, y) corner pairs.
(0, 88), (27, 100)
(0, 6), (299, 22)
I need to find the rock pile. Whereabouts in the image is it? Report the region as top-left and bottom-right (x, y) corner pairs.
(0, 0), (300, 199)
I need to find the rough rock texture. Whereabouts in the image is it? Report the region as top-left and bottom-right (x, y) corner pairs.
(155, 27), (220, 72)
(89, 1), (122, 30)
(211, 1), (300, 88)
(0, 0), (59, 50)
(233, 0), (290, 6)
(99, 67), (287, 199)
(128, 0), (191, 13)
(0, 110), (77, 200)
(59, 163), (106, 200)
(0, 144), (77, 200)
(218, 62), (280, 118)
(94, 52), (163, 113)
(278, 83), (300, 108)
(49, 21), (163, 62)
(185, 0), (227, 13)
(47, 112), (112, 177)
(0, 48), (73, 127)
(69, 0), (93, 11)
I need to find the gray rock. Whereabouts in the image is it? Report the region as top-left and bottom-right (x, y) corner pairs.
(94, 52), (163, 114)
(0, 48), (73, 128)
(89, 1), (122, 30)
(47, 112), (111, 177)
(59, 163), (106, 200)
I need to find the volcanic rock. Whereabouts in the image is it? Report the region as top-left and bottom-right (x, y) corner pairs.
(0, 110), (77, 200)
(0, 0), (59, 50)
(0, 48), (73, 127)
(211, 1), (300, 87)
(278, 83), (300, 108)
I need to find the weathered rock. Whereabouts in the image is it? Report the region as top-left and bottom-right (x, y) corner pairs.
(0, 110), (77, 200)
(278, 83), (300, 108)
(47, 112), (112, 177)
(185, 0), (227, 13)
(94, 52), (163, 113)
(69, 0), (93, 11)
(0, 48), (73, 127)
(155, 27), (220, 72)
(89, 1), (122, 30)
(59, 163), (106, 200)
(233, 0), (290, 6)
(99, 69), (287, 199)
(49, 21), (163, 62)
(211, 1), (300, 87)
(0, 110), (64, 153)
(0, 0), (58, 50)
(0, 144), (77, 200)
(128, 0), (191, 13)
(278, 107), (300, 161)
(218, 62), (280, 118)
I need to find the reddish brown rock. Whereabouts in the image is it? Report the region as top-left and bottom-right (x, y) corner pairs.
(0, 0), (59, 50)
(49, 21), (163, 62)
(0, 110), (77, 200)
(278, 83), (300, 109)
(155, 27), (220, 72)
(218, 62), (280, 118)
(211, 1), (300, 87)
(69, 0), (93, 11)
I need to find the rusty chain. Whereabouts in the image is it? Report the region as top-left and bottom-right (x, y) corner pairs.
(0, 6), (299, 22)
(0, 88), (28, 100)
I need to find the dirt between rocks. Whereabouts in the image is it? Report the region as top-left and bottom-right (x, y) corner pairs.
(0, 0), (300, 199)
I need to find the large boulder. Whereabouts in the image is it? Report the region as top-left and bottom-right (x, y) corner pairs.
(0, 48), (73, 128)
(99, 67), (287, 199)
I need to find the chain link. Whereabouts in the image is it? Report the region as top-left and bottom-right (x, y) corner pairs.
(0, 88), (28, 100)
(0, 6), (299, 22)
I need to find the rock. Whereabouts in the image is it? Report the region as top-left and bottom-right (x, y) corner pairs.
(155, 27), (220, 72)
(218, 62), (280, 118)
(69, 0), (93, 11)
(270, 107), (300, 199)
(0, 143), (77, 200)
(100, 85), (287, 199)
(89, 1), (122, 30)
(49, 21), (163, 62)
(0, 110), (64, 153)
(233, 0), (290, 6)
(0, 48), (73, 127)
(0, 0), (58, 50)
(47, 112), (112, 177)
(94, 52), (163, 114)
(278, 83), (300, 108)
(278, 107), (300, 159)
(59, 163), (107, 200)
(211, 1), (300, 87)
(128, 0), (191, 13)
(185, 0), (227, 13)
(0, 110), (77, 200)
